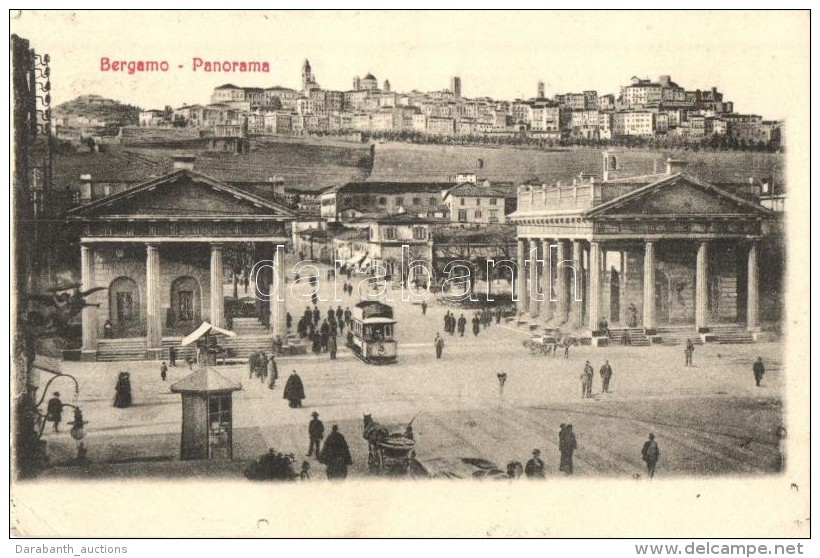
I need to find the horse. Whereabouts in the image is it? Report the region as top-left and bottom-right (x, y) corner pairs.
(362, 414), (390, 443)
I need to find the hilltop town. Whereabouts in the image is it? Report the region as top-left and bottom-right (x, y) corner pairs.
(53, 59), (783, 151)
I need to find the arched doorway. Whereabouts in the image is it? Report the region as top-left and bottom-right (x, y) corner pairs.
(109, 276), (141, 338)
(169, 276), (202, 333)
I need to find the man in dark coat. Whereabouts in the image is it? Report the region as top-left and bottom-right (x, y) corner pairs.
(307, 411), (325, 457)
(642, 433), (660, 478)
(599, 360), (613, 393)
(421, 300), (428, 316)
(336, 305), (344, 324)
(169, 346), (177, 367)
(457, 314), (467, 337)
(434, 332), (444, 359)
(559, 424), (577, 475)
(684, 339), (695, 367)
(46, 392), (63, 433)
(320, 425), (353, 480)
(286, 312), (292, 331)
(344, 307), (352, 325)
(283, 370), (306, 408)
(312, 306), (321, 325)
(524, 449), (545, 479)
(753, 357), (765, 387)
(472, 315), (480, 336)
(320, 319), (330, 351)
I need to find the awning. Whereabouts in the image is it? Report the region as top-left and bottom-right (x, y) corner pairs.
(362, 317), (396, 325)
(180, 321), (237, 347)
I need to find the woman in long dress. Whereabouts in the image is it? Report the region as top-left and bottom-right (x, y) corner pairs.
(559, 423), (577, 475)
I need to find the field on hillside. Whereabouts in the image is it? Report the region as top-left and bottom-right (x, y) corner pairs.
(369, 142), (786, 187)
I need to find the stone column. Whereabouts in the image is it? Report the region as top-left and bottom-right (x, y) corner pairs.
(80, 244), (98, 359)
(695, 241), (709, 330)
(642, 242), (656, 329)
(270, 244), (288, 339)
(541, 239), (554, 324)
(556, 239), (569, 323)
(747, 241), (759, 330)
(145, 243), (163, 357)
(588, 241), (601, 330)
(529, 238), (541, 318)
(517, 238), (529, 314)
(210, 243), (225, 328)
(572, 240), (583, 326)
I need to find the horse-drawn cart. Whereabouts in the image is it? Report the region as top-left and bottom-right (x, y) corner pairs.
(363, 414), (417, 475)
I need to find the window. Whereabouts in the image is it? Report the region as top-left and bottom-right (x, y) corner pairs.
(412, 197), (421, 206)
(489, 210), (499, 223)
(413, 226), (427, 240)
(378, 197), (387, 206)
(384, 227), (396, 240)
(460, 198), (465, 206)
(429, 197), (437, 205)
(396, 197), (404, 206)
(475, 198), (481, 205)
(489, 197), (498, 205)
(475, 210), (482, 219)
(457, 209), (467, 222)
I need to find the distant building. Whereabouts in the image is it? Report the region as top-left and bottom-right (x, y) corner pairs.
(451, 76), (462, 98)
(442, 177), (513, 225)
(537, 80), (545, 99)
(320, 181), (451, 223)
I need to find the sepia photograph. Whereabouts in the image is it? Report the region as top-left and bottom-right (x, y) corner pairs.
(8, 9), (811, 542)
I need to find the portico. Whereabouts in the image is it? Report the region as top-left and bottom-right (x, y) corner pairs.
(68, 169), (295, 360)
(510, 166), (774, 342)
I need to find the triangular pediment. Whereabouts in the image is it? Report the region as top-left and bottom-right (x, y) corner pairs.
(586, 174), (773, 218)
(68, 169), (295, 220)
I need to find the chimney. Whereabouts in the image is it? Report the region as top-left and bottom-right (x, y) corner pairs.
(666, 158), (687, 175)
(172, 154), (196, 171)
(79, 174), (92, 201)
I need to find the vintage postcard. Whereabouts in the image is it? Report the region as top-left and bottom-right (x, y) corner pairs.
(9, 10), (811, 539)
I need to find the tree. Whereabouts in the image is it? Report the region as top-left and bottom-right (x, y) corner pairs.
(172, 114), (187, 128)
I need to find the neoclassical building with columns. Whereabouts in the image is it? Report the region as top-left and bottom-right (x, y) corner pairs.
(508, 155), (779, 343)
(67, 166), (294, 360)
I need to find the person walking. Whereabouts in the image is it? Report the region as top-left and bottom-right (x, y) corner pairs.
(641, 433), (660, 478)
(753, 356), (765, 387)
(582, 361), (594, 398)
(599, 360), (613, 393)
(684, 339), (695, 367)
(46, 392), (63, 433)
(563, 338), (571, 359)
(267, 355), (279, 389)
(559, 424), (577, 475)
(319, 425), (353, 480)
(457, 314), (467, 337)
(421, 300), (428, 316)
(524, 449), (546, 479)
(328, 334), (337, 360)
(258, 352), (268, 383)
(434, 332), (444, 359)
(306, 411), (325, 457)
(169, 346), (177, 367)
(283, 370), (306, 408)
(472, 314), (480, 336)
(160, 362), (168, 382)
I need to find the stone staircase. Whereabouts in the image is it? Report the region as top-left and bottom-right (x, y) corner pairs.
(707, 324), (756, 344)
(230, 317), (270, 336)
(654, 326), (704, 347)
(605, 327), (649, 346)
(97, 338), (150, 362)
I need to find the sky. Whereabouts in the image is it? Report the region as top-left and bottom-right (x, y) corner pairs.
(10, 10), (809, 120)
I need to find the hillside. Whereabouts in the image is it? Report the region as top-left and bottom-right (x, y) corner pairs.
(53, 94), (141, 127)
(370, 142), (785, 188)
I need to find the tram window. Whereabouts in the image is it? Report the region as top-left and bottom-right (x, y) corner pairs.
(384, 325), (393, 339)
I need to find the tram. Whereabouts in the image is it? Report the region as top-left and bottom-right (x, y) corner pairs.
(346, 300), (398, 365)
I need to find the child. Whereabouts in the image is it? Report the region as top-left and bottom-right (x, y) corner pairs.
(160, 362), (168, 381)
(300, 460), (311, 481)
